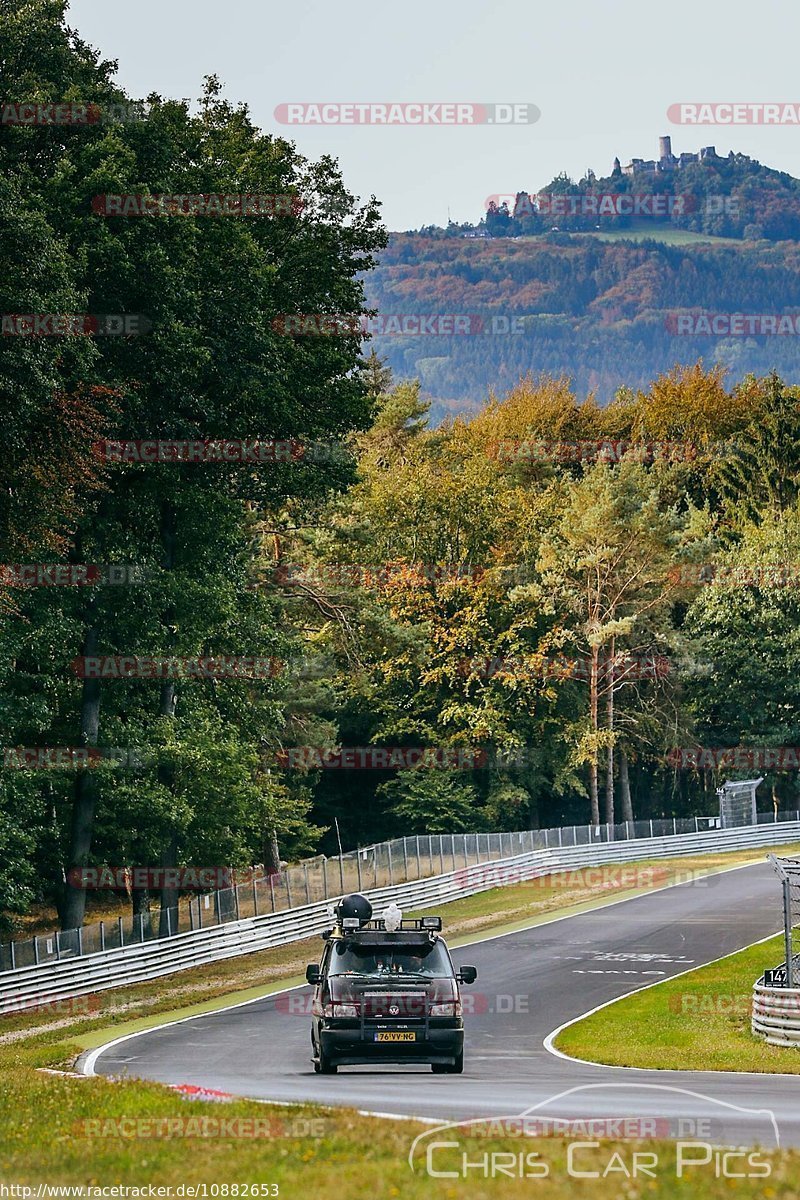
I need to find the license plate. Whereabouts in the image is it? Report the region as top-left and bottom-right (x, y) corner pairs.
(374, 1031), (416, 1042)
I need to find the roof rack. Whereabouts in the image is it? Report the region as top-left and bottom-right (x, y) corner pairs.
(361, 916), (442, 932)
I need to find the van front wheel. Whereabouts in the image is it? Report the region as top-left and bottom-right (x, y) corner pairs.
(432, 1051), (463, 1074)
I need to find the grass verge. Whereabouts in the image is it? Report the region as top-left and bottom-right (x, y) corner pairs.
(553, 932), (800, 1074)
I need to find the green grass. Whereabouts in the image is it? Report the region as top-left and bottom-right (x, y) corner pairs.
(578, 226), (742, 246)
(554, 933), (800, 1074)
(514, 225), (744, 246)
(3, 842), (800, 1191)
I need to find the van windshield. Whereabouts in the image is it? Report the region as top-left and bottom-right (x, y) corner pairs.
(328, 939), (453, 978)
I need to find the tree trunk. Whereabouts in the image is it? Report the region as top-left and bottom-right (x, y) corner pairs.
(61, 623), (101, 931)
(528, 794), (540, 831)
(157, 825), (178, 939)
(156, 499), (180, 938)
(131, 876), (153, 940)
(589, 644), (600, 826)
(619, 750), (634, 822)
(263, 827), (281, 876)
(604, 643), (615, 828)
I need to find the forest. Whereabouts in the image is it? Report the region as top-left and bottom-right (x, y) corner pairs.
(364, 234), (800, 417)
(3, 1), (800, 940)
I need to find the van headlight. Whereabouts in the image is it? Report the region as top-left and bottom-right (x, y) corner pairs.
(323, 1001), (358, 1017)
(430, 1000), (461, 1017)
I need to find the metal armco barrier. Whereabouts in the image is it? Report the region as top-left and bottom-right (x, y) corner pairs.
(2, 820), (799, 1015)
(752, 981), (800, 1046)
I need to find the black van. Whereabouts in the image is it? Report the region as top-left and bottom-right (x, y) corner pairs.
(306, 894), (477, 1074)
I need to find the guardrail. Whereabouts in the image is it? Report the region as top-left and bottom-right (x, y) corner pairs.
(3, 819), (799, 1015)
(0, 814), (737, 974)
(752, 977), (800, 1046)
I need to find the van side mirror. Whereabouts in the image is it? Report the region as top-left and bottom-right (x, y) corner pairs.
(458, 965), (477, 984)
(305, 963), (321, 985)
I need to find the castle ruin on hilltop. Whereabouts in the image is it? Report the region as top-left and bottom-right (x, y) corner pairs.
(619, 136), (720, 176)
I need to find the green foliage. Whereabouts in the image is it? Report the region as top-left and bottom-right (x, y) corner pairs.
(379, 770), (479, 834)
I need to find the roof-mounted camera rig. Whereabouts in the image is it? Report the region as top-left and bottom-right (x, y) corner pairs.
(322, 893), (443, 941)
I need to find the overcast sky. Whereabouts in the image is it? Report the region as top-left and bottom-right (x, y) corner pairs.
(68, 0), (800, 230)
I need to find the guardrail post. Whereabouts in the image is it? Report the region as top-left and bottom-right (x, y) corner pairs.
(401, 838), (408, 882)
(166, 906), (173, 937)
(285, 872), (292, 909)
(649, 819), (654, 838)
(33, 936), (40, 965)
(373, 850), (378, 888)
(77, 926), (83, 956)
(673, 817), (677, 836)
(416, 836), (421, 878)
(694, 816), (699, 833)
(189, 901), (195, 931)
(322, 859), (328, 900)
(99, 923), (105, 953)
(253, 876), (259, 917)
(388, 843), (394, 885)
(139, 913), (145, 943)
(439, 837), (445, 875)
(269, 873), (276, 911)
(56, 931), (61, 961)
(784, 878), (794, 988)
(10, 941), (15, 971)
(338, 855), (345, 895)
(234, 885), (240, 922)
(451, 834), (456, 872)
(304, 863), (311, 905)
(463, 833), (469, 867)
(356, 851), (363, 891)
(118, 916), (124, 946)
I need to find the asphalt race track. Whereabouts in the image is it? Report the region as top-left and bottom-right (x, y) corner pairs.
(83, 862), (800, 1147)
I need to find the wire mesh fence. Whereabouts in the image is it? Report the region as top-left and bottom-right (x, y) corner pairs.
(3, 811), (795, 975)
(765, 854), (800, 987)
